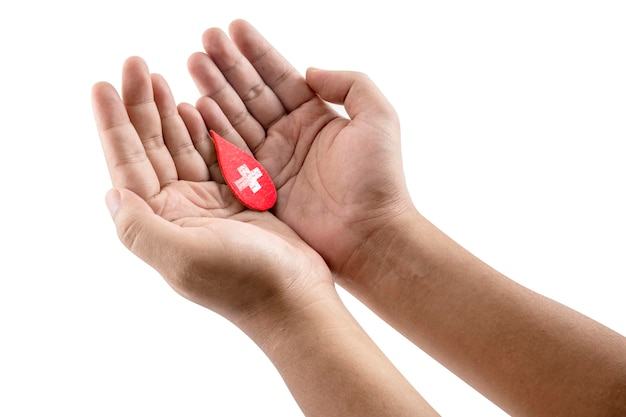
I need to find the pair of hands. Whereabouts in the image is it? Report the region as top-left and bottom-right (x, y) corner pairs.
(93, 19), (413, 325)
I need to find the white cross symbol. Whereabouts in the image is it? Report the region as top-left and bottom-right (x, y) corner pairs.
(234, 164), (263, 193)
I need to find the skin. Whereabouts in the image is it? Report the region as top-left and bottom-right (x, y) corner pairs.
(93, 56), (437, 416)
(93, 18), (626, 417)
(187, 20), (626, 417)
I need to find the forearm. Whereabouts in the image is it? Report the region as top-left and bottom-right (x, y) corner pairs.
(235, 283), (439, 417)
(341, 208), (626, 417)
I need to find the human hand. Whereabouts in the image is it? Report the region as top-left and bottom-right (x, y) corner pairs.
(187, 20), (416, 279)
(92, 56), (333, 326)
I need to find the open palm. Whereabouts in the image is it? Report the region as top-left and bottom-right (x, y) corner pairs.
(188, 20), (414, 274)
(92, 56), (330, 320)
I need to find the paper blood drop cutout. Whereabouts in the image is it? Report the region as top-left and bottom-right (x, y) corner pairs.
(209, 130), (277, 211)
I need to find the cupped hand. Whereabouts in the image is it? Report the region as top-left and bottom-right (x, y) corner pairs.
(92, 56), (332, 323)
(187, 20), (415, 277)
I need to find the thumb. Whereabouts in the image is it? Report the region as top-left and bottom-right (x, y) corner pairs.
(305, 68), (398, 126)
(105, 188), (182, 272)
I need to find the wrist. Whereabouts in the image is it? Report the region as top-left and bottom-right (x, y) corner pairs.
(234, 272), (437, 417)
(339, 206), (429, 289)
(230, 273), (341, 348)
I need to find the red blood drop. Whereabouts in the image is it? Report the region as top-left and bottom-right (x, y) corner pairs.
(209, 130), (277, 211)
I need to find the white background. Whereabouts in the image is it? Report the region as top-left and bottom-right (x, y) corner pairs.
(1, 1), (624, 416)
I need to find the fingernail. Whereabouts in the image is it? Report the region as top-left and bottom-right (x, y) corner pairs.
(105, 189), (120, 217)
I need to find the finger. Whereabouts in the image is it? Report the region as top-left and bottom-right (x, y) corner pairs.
(194, 96), (251, 152)
(188, 51), (266, 151)
(305, 68), (399, 131)
(177, 101), (223, 183)
(187, 50), (267, 151)
(229, 19), (315, 113)
(203, 26), (289, 131)
(122, 56), (178, 186)
(193, 95), (259, 182)
(92, 81), (160, 199)
(151, 73), (209, 182)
